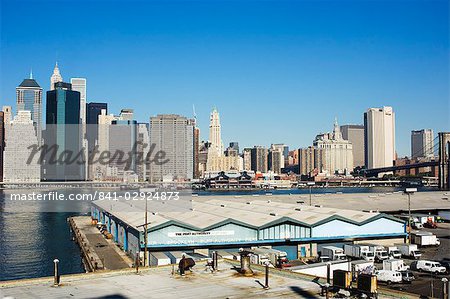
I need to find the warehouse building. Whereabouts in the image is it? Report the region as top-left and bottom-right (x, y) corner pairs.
(91, 196), (406, 261)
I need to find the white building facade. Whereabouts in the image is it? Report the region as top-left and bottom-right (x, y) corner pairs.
(313, 119), (353, 175)
(3, 111), (40, 183)
(364, 106), (396, 169)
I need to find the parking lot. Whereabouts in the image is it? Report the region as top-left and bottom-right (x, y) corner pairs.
(382, 223), (450, 298)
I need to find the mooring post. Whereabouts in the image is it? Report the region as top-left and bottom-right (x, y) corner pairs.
(264, 262), (269, 289)
(53, 259), (60, 286)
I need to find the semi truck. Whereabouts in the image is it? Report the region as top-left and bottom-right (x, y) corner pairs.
(321, 246), (346, 260)
(343, 244), (375, 261)
(395, 243), (422, 259)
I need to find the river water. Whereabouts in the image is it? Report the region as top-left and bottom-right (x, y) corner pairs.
(0, 186), (437, 281)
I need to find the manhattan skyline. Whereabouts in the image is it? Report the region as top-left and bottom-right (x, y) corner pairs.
(1, 0), (448, 156)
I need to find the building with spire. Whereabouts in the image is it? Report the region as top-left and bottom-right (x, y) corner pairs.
(16, 72), (43, 145)
(313, 118), (353, 175)
(208, 107), (224, 157)
(50, 62), (63, 90)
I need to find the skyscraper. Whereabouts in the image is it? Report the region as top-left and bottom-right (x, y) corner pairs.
(149, 114), (194, 181)
(3, 111), (40, 183)
(50, 62), (63, 90)
(341, 124), (365, 167)
(45, 81), (84, 181)
(71, 78), (87, 133)
(299, 146), (325, 176)
(209, 107), (223, 156)
(251, 146), (268, 173)
(411, 129), (434, 158)
(364, 106), (396, 170)
(16, 73), (43, 144)
(0, 111), (4, 181)
(268, 147), (283, 174)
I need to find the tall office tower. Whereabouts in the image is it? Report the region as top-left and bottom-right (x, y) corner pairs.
(341, 124), (365, 167)
(0, 111), (4, 181)
(136, 123), (150, 182)
(243, 148), (252, 171)
(97, 109), (116, 154)
(313, 119), (353, 174)
(50, 62), (63, 90)
(3, 111), (40, 183)
(109, 119), (137, 178)
(229, 142), (239, 153)
(70, 78), (87, 135)
(364, 106), (396, 170)
(149, 114), (194, 182)
(268, 147), (283, 174)
(2, 106), (12, 127)
(209, 107), (224, 157)
(193, 126), (200, 179)
(86, 103), (108, 154)
(45, 82), (84, 181)
(16, 73), (43, 145)
(251, 146), (268, 173)
(411, 129), (434, 158)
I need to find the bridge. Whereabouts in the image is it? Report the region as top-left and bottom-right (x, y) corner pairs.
(364, 132), (450, 190)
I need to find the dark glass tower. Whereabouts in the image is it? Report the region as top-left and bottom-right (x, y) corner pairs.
(45, 82), (84, 181)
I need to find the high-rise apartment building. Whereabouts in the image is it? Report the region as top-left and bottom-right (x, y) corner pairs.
(268, 147), (283, 174)
(411, 129), (434, 158)
(3, 111), (40, 183)
(45, 82), (84, 181)
(298, 146), (325, 176)
(16, 74), (43, 144)
(109, 119), (137, 178)
(341, 124), (365, 167)
(243, 148), (252, 171)
(149, 114), (194, 181)
(270, 144), (288, 169)
(251, 146), (268, 173)
(364, 106), (395, 170)
(50, 62), (63, 90)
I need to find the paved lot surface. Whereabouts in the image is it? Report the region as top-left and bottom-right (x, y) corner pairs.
(381, 223), (450, 298)
(0, 262), (325, 299)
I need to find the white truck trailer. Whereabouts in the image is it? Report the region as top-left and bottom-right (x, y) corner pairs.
(250, 247), (289, 267)
(395, 243), (422, 259)
(344, 244), (375, 261)
(383, 259), (409, 272)
(321, 246), (346, 260)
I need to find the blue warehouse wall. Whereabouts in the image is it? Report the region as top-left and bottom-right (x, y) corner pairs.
(259, 223), (311, 240)
(312, 217), (404, 238)
(149, 223), (258, 246)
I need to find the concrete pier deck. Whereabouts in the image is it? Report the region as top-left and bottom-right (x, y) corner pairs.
(69, 216), (131, 271)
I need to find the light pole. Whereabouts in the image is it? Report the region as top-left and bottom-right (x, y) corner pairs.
(404, 188), (417, 244)
(307, 182), (315, 206)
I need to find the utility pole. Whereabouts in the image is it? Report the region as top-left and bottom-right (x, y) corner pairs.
(307, 182), (315, 206)
(404, 188), (417, 244)
(144, 197), (148, 267)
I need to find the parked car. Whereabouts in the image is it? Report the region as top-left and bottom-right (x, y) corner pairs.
(374, 270), (403, 285)
(413, 260), (446, 274)
(399, 271), (415, 283)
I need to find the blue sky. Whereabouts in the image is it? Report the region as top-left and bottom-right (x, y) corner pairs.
(1, 0), (448, 156)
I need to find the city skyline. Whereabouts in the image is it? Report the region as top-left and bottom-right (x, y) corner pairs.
(1, 0), (448, 156)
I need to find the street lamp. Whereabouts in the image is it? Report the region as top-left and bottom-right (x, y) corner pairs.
(404, 188), (417, 244)
(307, 182), (315, 206)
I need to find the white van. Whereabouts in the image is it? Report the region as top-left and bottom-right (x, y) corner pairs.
(374, 270), (403, 284)
(415, 260), (446, 274)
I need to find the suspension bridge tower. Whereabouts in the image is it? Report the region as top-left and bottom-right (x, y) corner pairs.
(438, 132), (450, 190)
